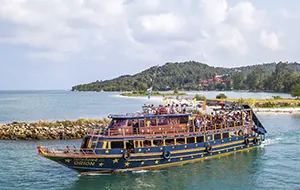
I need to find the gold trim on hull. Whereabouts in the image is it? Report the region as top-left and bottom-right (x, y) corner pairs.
(78, 145), (260, 175)
(40, 138), (254, 159)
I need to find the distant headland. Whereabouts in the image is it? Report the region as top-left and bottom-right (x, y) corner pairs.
(71, 61), (300, 98)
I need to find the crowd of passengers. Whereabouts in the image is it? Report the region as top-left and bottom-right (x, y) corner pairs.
(108, 104), (251, 133)
(142, 103), (187, 115)
(194, 110), (251, 130)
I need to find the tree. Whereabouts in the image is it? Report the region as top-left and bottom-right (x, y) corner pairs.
(291, 83), (300, 99)
(245, 67), (266, 90)
(174, 87), (179, 94)
(231, 72), (246, 90)
(194, 94), (206, 101)
(216, 93), (227, 99)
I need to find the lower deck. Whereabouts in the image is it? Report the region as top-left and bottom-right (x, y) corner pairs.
(39, 135), (262, 174)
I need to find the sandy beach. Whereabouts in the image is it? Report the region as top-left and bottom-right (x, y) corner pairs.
(253, 107), (300, 114)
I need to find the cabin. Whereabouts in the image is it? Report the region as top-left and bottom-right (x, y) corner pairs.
(79, 107), (259, 155)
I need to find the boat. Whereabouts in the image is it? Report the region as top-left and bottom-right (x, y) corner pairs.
(37, 104), (267, 175)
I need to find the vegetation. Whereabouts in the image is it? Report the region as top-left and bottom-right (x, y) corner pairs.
(291, 83), (300, 99)
(174, 87), (179, 94)
(72, 61), (300, 96)
(212, 97), (300, 108)
(194, 94), (206, 101)
(216, 93), (227, 99)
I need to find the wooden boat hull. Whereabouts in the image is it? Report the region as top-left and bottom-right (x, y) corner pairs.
(39, 136), (262, 175)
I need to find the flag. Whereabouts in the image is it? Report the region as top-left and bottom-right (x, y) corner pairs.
(202, 99), (206, 110)
(251, 98), (256, 107)
(165, 98), (169, 105)
(147, 87), (152, 93)
(147, 87), (152, 100)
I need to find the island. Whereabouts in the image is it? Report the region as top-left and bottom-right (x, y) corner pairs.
(71, 61), (300, 99)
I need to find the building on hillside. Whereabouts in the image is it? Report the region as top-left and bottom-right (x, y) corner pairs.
(199, 73), (232, 89)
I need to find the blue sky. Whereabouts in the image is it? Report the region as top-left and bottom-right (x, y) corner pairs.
(0, 0), (299, 90)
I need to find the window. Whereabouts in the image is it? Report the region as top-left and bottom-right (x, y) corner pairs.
(153, 140), (163, 146)
(96, 141), (103, 148)
(81, 136), (91, 148)
(214, 134), (222, 140)
(158, 118), (168, 126)
(111, 141), (124, 149)
(179, 117), (188, 124)
(108, 119), (127, 127)
(127, 120), (132, 126)
(223, 133), (229, 139)
(151, 119), (157, 126)
(140, 120), (145, 127)
(196, 136), (204, 143)
(126, 140), (134, 149)
(187, 137), (195, 144)
(90, 136), (98, 148)
(165, 139), (175, 146)
(176, 138), (185, 145)
(143, 140), (151, 147)
(169, 118), (177, 125)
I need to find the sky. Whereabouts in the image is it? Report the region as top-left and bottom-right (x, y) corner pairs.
(0, 0), (299, 90)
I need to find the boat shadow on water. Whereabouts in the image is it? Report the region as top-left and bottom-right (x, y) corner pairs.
(66, 149), (265, 190)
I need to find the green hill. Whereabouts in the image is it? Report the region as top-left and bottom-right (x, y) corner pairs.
(71, 61), (300, 93)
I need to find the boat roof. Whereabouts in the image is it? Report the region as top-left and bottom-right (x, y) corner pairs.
(108, 113), (191, 120)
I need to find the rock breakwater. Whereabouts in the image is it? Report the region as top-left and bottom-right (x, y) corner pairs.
(0, 118), (110, 140)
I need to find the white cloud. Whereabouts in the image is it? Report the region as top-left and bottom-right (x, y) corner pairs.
(139, 13), (185, 35)
(227, 2), (263, 31)
(259, 30), (283, 51)
(0, 0), (295, 69)
(217, 26), (248, 55)
(200, 0), (228, 25)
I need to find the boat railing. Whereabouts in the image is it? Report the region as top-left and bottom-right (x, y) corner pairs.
(86, 128), (104, 136)
(85, 122), (252, 137)
(39, 145), (100, 155)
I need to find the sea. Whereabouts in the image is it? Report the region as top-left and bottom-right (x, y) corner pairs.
(0, 90), (299, 190)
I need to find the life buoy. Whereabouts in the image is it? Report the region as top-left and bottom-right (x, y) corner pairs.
(123, 150), (131, 161)
(162, 150), (171, 159)
(253, 137), (258, 144)
(238, 130), (244, 136)
(244, 138), (250, 145)
(205, 145), (213, 153)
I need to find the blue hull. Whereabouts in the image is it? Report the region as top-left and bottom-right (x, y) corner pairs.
(42, 136), (262, 174)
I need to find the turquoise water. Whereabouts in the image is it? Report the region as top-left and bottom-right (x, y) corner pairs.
(0, 91), (299, 190)
(0, 90), (291, 123)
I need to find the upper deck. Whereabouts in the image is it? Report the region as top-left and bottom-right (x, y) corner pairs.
(86, 104), (256, 139)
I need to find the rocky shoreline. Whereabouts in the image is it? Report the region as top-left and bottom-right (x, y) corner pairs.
(0, 118), (110, 140)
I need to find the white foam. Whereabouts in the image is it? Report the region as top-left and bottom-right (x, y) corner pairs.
(263, 137), (282, 146)
(132, 170), (149, 173)
(78, 173), (111, 176)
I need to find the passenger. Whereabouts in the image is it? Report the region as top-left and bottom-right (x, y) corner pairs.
(161, 106), (167, 114)
(182, 105), (186, 113)
(171, 105), (176, 114)
(146, 120), (151, 127)
(166, 104), (171, 114)
(177, 104), (182, 113)
(147, 105), (152, 114)
(196, 118), (200, 129)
